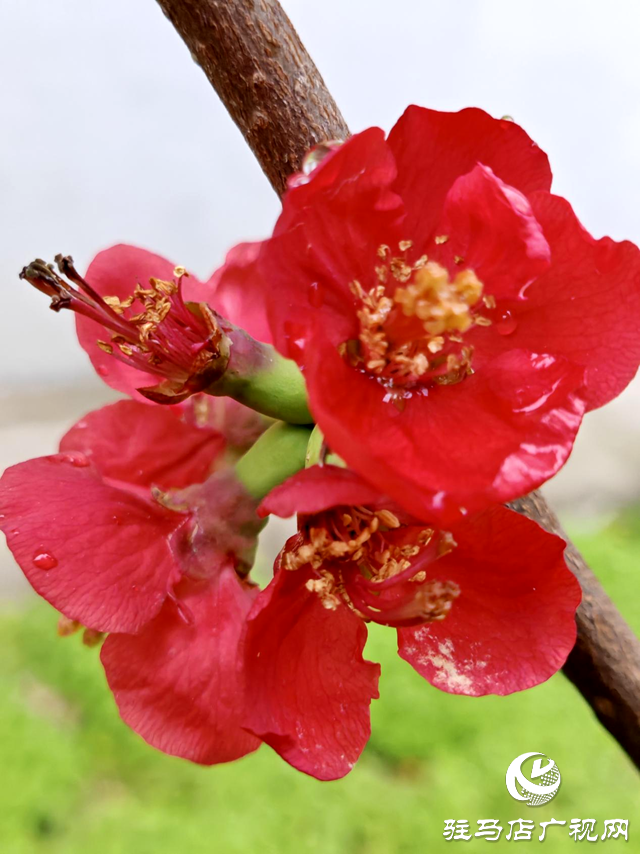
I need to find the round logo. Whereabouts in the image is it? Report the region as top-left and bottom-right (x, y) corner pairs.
(505, 752), (561, 807)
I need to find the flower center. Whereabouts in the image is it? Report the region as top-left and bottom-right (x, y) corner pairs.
(20, 255), (229, 403)
(284, 504), (460, 627)
(340, 242), (493, 400)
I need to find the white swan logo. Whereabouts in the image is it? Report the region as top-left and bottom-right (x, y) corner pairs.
(505, 752), (561, 807)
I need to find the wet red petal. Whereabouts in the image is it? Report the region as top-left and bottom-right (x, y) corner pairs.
(60, 400), (225, 491)
(102, 569), (261, 764)
(256, 128), (404, 360)
(398, 506), (581, 695)
(304, 333), (585, 522)
(387, 106), (552, 246)
(259, 465), (384, 519)
(210, 242), (274, 345)
(504, 192), (640, 410)
(242, 561), (380, 780)
(436, 163), (550, 299)
(0, 455), (182, 633)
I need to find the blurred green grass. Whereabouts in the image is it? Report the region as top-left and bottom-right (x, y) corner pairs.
(1, 512), (639, 853)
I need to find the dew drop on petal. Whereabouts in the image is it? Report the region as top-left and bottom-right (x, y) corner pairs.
(301, 142), (337, 175)
(61, 452), (90, 468)
(33, 551), (58, 571)
(496, 310), (518, 336)
(307, 281), (324, 308)
(283, 321), (306, 362)
(97, 365), (108, 377)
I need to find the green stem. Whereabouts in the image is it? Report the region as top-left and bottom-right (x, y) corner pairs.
(305, 424), (346, 468)
(208, 327), (313, 424)
(235, 421), (313, 500)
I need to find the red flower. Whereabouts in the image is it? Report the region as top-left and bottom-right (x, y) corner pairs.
(218, 107), (640, 521)
(243, 464), (581, 780)
(0, 399), (263, 764)
(21, 242), (269, 405)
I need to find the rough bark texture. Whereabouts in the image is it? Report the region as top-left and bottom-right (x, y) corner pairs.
(155, 0), (349, 196)
(154, 0), (640, 768)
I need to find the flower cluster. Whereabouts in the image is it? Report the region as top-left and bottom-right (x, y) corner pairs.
(2, 106), (639, 780)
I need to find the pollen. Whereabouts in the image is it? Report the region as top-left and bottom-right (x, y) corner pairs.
(394, 263), (483, 336)
(287, 500), (460, 628)
(305, 572), (341, 610)
(344, 251), (490, 390)
(410, 579), (460, 622)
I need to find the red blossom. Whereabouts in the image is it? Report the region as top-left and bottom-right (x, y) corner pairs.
(218, 107), (640, 521)
(22, 243), (272, 406)
(0, 399), (263, 764)
(243, 465), (581, 778)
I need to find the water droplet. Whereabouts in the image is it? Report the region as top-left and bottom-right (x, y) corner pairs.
(307, 281), (324, 308)
(432, 492), (446, 510)
(383, 388), (410, 413)
(97, 365), (108, 377)
(61, 452), (90, 468)
(496, 310), (518, 336)
(33, 551), (58, 571)
(283, 321), (306, 362)
(301, 141), (341, 175)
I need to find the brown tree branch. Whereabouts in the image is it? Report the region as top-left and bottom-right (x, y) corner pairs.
(154, 0), (640, 767)
(510, 493), (640, 765)
(155, 0), (348, 196)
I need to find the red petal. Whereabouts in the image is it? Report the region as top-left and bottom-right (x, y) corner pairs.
(278, 127), (399, 233)
(257, 129), (404, 360)
(76, 245), (210, 399)
(60, 400), (225, 491)
(437, 164), (550, 299)
(305, 334), (585, 521)
(259, 466), (384, 518)
(242, 564), (380, 780)
(102, 569), (261, 764)
(209, 243), (273, 345)
(387, 106), (552, 245)
(397, 506), (580, 695)
(504, 192), (640, 410)
(0, 455), (181, 632)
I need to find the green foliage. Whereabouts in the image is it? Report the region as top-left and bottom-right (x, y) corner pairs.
(0, 515), (638, 853)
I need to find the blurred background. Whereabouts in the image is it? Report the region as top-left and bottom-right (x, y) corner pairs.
(1, 1), (639, 851)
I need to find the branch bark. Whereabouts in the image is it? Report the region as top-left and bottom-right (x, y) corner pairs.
(155, 0), (348, 196)
(154, 0), (640, 767)
(510, 492), (640, 765)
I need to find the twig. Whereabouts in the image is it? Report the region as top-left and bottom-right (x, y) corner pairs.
(155, 0), (348, 196)
(154, 0), (640, 767)
(510, 493), (640, 765)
